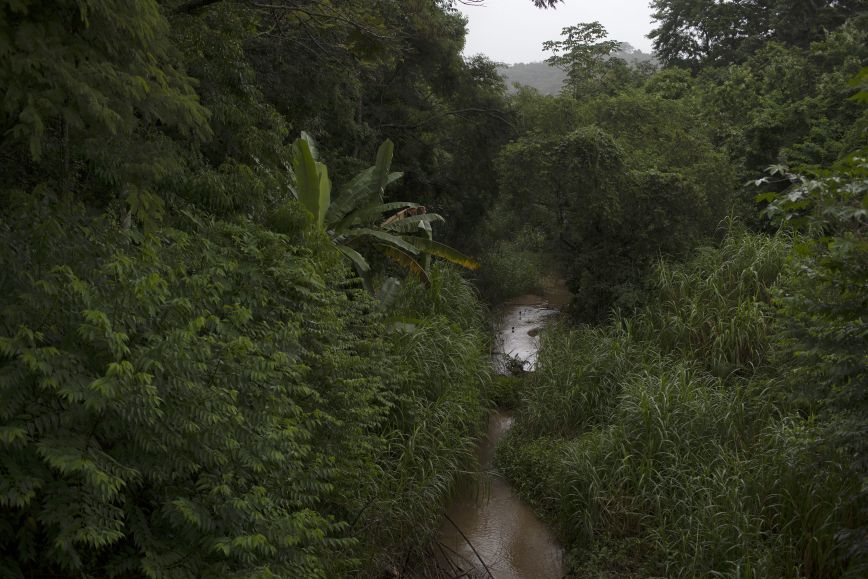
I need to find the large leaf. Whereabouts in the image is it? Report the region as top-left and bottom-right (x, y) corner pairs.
(342, 228), (420, 255)
(379, 246), (431, 285)
(316, 163), (331, 227)
(299, 131), (320, 161)
(326, 169), (403, 227)
(372, 139), (396, 194)
(382, 213), (445, 233)
(334, 201), (421, 233)
(291, 137), (330, 227)
(327, 167), (374, 227)
(326, 139), (403, 227)
(336, 244), (370, 275)
(407, 237), (480, 270)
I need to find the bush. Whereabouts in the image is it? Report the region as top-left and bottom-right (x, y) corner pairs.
(354, 266), (490, 570)
(0, 196), (490, 577)
(476, 239), (544, 303)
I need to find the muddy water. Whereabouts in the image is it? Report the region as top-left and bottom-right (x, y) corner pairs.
(494, 303), (561, 372)
(434, 292), (565, 578)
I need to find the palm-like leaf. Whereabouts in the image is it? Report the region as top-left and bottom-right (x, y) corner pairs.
(407, 237), (480, 270)
(336, 244), (370, 275)
(291, 135), (330, 227)
(333, 201), (421, 233)
(382, 213), (446, 233)
(299, 130), (320, 160)
(326, 140), (402, 227)
(379, 246), (431, 285)
(342, 228), (421, 255)
(283, 131), (481, 287)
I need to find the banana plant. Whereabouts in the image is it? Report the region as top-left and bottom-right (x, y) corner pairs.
(281, 132), (479, 287)
(289, 132), (331, 228)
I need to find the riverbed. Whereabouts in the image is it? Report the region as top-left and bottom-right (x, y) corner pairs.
(432, 287), (566, 578)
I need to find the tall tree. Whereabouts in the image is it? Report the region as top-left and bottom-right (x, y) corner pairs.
(543, 22), (626, 99)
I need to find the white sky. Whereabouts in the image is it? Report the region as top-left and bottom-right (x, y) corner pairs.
(455, 0), (655, 64)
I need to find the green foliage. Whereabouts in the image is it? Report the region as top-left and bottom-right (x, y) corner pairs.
(482, 375), (526, 409)
(291, 133), (332, 228)
(495, 124), (722, 320)
(476, 239), (544, 303)
(0, 194), (491, 577)
(1, 0), (211, 160)
(634, 225), (790, 376)
(352, 265), (489, 570)
(764, 149), (868, 567)
(497, 228), (866, 577)
(543, 22), (624, 99)
(649, 0), (864, 70)
(691, 15), (867, 188)
(3, 0), (866, 576)
(0, 194), (372, 576)
(0, 1), (498, 575)
(274, 133), (479, 287)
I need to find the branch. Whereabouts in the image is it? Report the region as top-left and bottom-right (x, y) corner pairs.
(443, 513), (494, 579)
(458, 0), (563, 7)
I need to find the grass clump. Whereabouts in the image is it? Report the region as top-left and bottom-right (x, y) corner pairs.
(350, 265), (491, 573)
(496, 227), (865, 577)
(482, 375), (527, 409)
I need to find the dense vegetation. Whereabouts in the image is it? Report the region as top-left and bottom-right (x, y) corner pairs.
(0, 0), (865, 577)
(499, 43), (655, 96)
(499, 221), (866, 576)
(491, 1), (868, 576)
(0, 1), (500, 576)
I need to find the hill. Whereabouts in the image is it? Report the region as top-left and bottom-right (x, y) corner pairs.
(498, 43), (656, 95)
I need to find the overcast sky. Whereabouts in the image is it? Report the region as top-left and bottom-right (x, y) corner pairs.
(455, 0), (656, 64)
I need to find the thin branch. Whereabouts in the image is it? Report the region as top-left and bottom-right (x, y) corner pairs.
(443, 513), (494, 579)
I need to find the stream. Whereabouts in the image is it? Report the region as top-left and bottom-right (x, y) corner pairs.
(431, 289), (567, 579)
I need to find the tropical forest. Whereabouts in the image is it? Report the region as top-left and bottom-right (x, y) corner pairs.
(0, 0), (866, 577)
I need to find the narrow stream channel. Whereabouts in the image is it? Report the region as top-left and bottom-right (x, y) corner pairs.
(432, 291), (566, 578)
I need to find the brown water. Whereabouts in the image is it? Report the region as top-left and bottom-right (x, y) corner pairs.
(433, 291), (566, 579)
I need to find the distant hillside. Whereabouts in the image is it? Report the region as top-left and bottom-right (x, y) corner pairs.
(498, 43), (656, 95)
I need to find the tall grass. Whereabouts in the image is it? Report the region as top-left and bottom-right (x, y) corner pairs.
(352, 265), (490, 574)
(497, 228), (864, 577)
(633, 229), (790, 376)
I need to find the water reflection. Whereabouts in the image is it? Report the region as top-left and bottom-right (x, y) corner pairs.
(434, 299), (565, 579)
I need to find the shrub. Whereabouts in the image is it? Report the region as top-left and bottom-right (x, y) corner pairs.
(0, 196), (490, 577)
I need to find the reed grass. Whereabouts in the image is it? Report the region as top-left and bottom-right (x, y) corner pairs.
(496, 228), (863, 577)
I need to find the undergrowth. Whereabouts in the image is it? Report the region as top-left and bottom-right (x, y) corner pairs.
(0, 195), (490, 578)
(496, 227), (866, 577)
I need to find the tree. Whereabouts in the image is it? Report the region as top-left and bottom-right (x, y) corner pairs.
(649, 0), (865, 71)
(0, 0), (211, 227)
(763, 145), (868, 571)
(543, 22), (625, 99)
